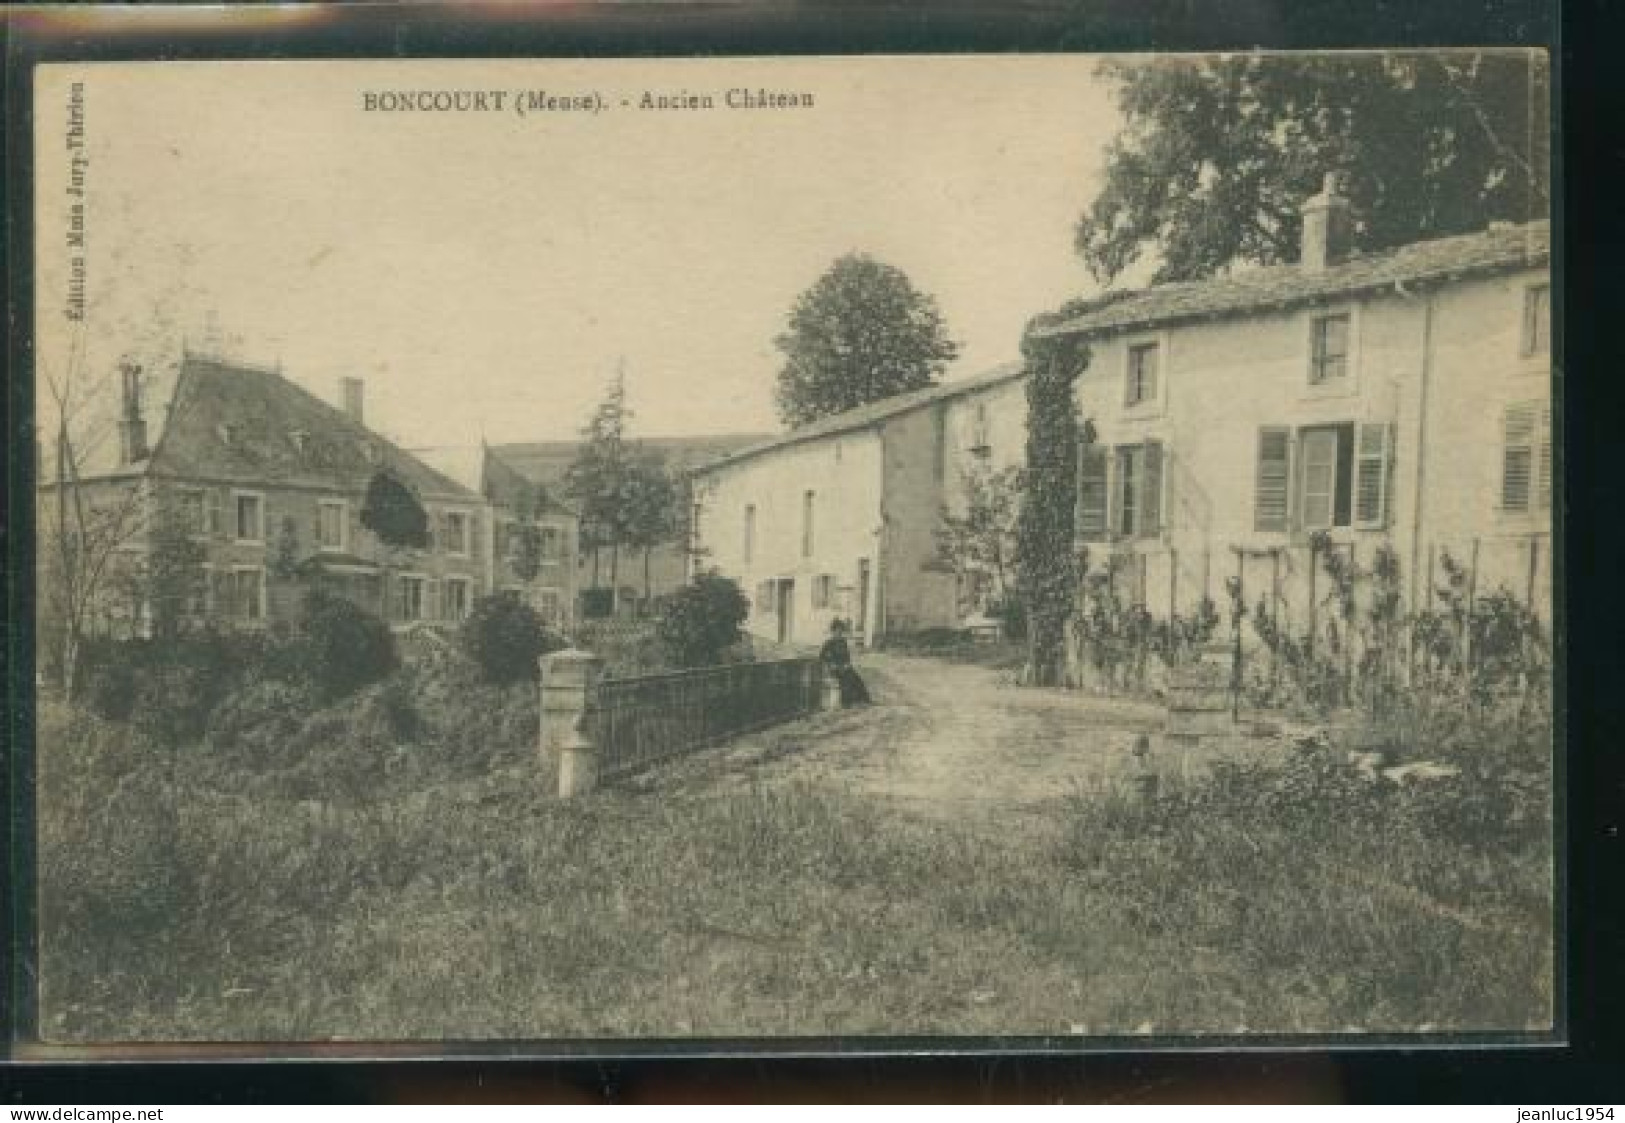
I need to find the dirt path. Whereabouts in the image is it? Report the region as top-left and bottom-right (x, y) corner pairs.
(646, 653), (1170, 824)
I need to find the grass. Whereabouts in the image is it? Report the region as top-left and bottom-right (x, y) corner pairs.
(33, 694), (1553, 1043)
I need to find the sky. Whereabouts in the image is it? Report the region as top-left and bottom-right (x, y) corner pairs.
(36, 56), (1122, 451)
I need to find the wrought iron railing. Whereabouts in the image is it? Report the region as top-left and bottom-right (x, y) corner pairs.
(592, 658), (823, 780)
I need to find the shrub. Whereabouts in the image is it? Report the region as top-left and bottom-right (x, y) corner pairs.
(460, 592), (565, 685)
(298, 586), (398, 701)
(657, 573), (750, 668)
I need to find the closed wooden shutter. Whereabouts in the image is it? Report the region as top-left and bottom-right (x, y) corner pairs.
(1140, 440), (1164, 537)
(1076, 445), (1108, 541)
(1537, 405), (1553, 510)
(1354, 423), (1395, 529)
(1255, 427), (1292, 531)
(1502, 404), (1538, 511)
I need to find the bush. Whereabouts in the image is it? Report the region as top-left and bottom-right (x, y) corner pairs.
(298, 586), (398, 701)
(460, 592), (565, 685)
(656, 573), (750, 668)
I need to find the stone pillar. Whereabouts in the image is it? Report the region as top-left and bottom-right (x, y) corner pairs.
(822, 664), (843, 711)
(540, 648), (605, 799)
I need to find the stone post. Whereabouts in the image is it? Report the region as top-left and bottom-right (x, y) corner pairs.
(540, 648), (605, 799)
(822, 664), (843, 711)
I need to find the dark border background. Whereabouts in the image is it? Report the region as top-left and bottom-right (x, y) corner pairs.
(4, 0), (1618, 1104)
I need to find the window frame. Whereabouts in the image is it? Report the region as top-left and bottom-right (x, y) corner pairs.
(1124, 340), (1160, 408)
(397, 573), (428, 623)
(441, 508), (471, 557)
(231, 489), (265, 544)
(227, 565), (266, 622)
(175, 487), (209, 540)
(442, 575), (473, 622)
(1305, 307), (1359, 395)
(1521, 282), (1550, 359)
(317, 498), (349, 553)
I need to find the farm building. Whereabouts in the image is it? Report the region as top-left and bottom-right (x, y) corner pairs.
(689, 362), (1029, 648)
(1030, 176), (1552, 639)
(39, 353), (495, 636)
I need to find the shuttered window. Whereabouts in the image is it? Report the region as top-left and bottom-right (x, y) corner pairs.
(1076, 445), (1109, 541)
(1254, 427), (1292, 531)
(1296, 424), (1354, 531)
(1354, 423), (1395, 529)
(1140, 440), (1163, 537)
(1114, 446), (1142, 538)
(1502, 402), (1551, 513)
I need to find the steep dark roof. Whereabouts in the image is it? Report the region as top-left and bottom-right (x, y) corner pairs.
(481, 445), (577, 516)
(491, 433), (774, 490)
(1031, 221), (1550, 340)
(147, 355), (479, 501)
(691, 361), (1028, 477)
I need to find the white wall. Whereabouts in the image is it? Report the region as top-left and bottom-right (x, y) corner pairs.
(694, 431), (885, 646)
(1071, 264), (1552, 628)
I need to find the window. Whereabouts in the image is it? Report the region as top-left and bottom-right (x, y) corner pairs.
(743, 504), (756, 564)
(970, 403), (991, 454)
(1077, 441), (1162, 542)
(812, 575), (835, 610)
(1502, 402), (1552, 513)
(802, 490), (816, 558)
(204, 490), (224, 537)
(441, 510), (470, 556)
(539, 526), (562, 560)
(1255, 422), (1391, 532)
(1522, 284), (1550, 357)
(227, 567), (265, 621)
(233, 492), (263, 542)
(1126, 342), (1160, 406)
(397, 575), (426, 622)
(317, 500), (347, 552)
(443, 577), (471, 622)
(1310, 313), (1351, 384)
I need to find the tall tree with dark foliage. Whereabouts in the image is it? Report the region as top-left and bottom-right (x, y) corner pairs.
(774, 253), (959, 427)
(1078, 51), (1550, 285)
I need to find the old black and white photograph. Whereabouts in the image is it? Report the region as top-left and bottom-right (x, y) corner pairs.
(28, 50), (1554, 1045)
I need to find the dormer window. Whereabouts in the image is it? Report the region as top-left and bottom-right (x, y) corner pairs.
(288, 429), (310, 455)
(217, 422), (240, 447)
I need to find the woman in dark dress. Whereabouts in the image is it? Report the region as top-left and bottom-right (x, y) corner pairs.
(820, 619), (872, 706)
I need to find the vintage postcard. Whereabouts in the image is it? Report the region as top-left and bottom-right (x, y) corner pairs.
(27, 51), (1553, 1046)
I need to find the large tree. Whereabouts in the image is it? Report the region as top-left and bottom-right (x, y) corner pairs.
(1078, 51), (1550, 285)
(774, 253), (959, 427)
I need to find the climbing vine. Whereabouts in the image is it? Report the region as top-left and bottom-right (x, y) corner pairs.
(1015, 325), (1088, 686)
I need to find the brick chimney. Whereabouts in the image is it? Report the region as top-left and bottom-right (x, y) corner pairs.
(1300, 172), (1353, 271)
(118, 359), (148, 463)
(341, 376), (365, 426)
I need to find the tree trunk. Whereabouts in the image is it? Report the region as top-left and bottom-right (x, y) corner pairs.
(643, 546), (652, 603)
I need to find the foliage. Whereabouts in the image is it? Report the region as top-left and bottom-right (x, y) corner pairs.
(773, 253), (959, 427)
(936, 463), (1023, 617)
(656, 572), (751, 669)
(459, 592), (566, 685)
(360, 470), (430, 551)
(298, 586), (399, 703)
(1069, 556), (1220, 694)
(269, 515), (303, 580)
(37, 479), (147, 700)
(143, 495), (207, 640)
(1015, 334), (1087, 686)
(506, 521), (543, 584)
(1078, 52), (1551, 284)
(564, 371), (632, 561)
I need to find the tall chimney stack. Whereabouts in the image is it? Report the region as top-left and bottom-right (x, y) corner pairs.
(118, 360), (148, 463)
(1300, 172), (1353, 271)
(341, 377), (365, 426)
